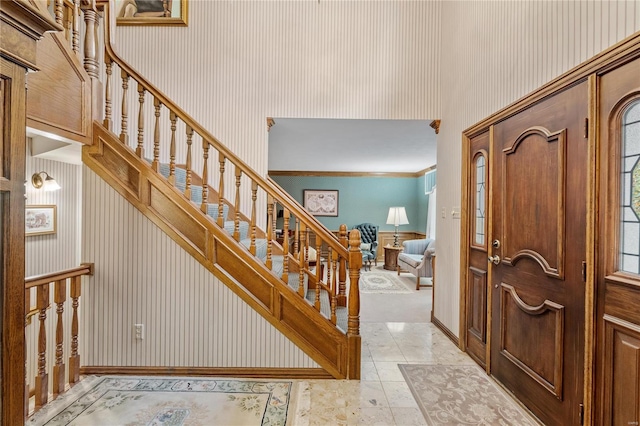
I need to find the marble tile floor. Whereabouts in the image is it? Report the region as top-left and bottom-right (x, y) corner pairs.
(302, 268), (541, 425)
(304, 321), (485, 425)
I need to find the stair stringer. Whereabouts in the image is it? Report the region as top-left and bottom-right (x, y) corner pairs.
(83, 121), (350, 378)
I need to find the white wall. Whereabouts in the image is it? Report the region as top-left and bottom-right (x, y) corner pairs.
(436, 0), (640, 337)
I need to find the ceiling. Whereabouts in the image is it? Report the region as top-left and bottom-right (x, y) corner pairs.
(268, 118), (437, 174)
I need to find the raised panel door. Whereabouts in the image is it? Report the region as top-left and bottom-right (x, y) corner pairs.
(490, 81), (588, 425)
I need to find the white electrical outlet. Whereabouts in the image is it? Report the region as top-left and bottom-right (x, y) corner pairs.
(134, 324), (144, 340)
(441, 207), (446, 218)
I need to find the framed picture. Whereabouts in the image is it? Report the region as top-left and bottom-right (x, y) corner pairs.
(303, 190), (339, 217)
(116, 0), (188, 26)
(25, 205), (57, 236)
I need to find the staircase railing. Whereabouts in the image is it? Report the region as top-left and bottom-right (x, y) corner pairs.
(24, 263), (94, 417)
(78, 0), (361, 375)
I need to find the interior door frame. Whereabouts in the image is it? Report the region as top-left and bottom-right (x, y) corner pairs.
(460, 31), (640, 425)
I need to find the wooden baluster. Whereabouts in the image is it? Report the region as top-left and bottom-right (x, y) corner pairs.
(217, 154), (226, 227)
(168, 111), (177, 185)
(266, 196), (274, 270)
(201, 140), (210, 212)
(136, 83), (146, 157)
(272, 201), (278, 240)
(249, 181), (257, 255)
(103, 53), (113, 130)
(68, 276), (81, 385)
(152, 97), (161, 171)
(24, 289), (30, 417)
(299, 225), (307, 298)
(347, 228), (362, 379)
(65, 5), (72, 43)
(282, 210), (289, 283)
(330, 250), (338, 324)
(35, 284), (50, 408)
(233, 167), (241, 241)
(81, 0), (99, 79)
(53, 279), (66, 397)
(316, 238), (323, 283)
(120, 70), (130, 144)
(72, 0), (79, 55)
(55, 0), (63, 25)
(184, 125), (193, 200)
(327, 247), (333, 303)
(294, 219), (299, 256)
(338, 224), (348, 307)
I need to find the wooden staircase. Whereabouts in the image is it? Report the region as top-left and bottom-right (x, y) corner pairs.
(76, 0), (362, 379)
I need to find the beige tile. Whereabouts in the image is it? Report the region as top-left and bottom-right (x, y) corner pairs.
(382, 381), (419, 408)
(391, 407), (428, 425)
(373, 361), (405, 381)
(347, 406), (396, 425)
(342, 381), (390, 408)
(361, 361), (380, 381)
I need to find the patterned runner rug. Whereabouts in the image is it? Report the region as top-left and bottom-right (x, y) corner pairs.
(399, 364), (541, 425)
(26, 376), (308, 426)
(359, 271), (413, 293)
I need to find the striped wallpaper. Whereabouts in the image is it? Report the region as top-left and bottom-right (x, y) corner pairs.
(81, 166), (317, 367)
(82, 0), (640, 370)
(25, 152), (82, 276)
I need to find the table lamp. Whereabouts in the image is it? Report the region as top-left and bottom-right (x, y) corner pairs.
(386, 207), (409, 247)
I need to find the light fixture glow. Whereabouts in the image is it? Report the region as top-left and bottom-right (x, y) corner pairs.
(31, 171), (61, 191)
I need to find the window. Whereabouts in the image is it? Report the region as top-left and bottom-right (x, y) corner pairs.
(620, 100), (640, 274)
(475, 155), (486, 246)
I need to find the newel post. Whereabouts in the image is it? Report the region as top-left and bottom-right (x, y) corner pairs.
(81, 0), (104, 122)
(347, 228), (362, 379)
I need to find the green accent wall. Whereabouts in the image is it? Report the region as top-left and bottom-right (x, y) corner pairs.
(272, 173), (436, 232)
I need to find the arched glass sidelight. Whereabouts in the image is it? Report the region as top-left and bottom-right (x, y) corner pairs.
(620, 100), (640, 275)
(475, 155), (486, 246)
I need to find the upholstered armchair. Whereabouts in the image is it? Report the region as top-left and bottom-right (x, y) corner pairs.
(353, 223), (379, 266)
(397, 238), (435, 290)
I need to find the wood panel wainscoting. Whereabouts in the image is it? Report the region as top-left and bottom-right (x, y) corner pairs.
(460, 32), (640, 426)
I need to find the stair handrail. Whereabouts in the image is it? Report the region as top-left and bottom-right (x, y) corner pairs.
(91, 0), (349, 259)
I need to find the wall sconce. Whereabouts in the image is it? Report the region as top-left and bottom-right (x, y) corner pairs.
(31, 171), (61, 191)
(386, 206), (409, 247)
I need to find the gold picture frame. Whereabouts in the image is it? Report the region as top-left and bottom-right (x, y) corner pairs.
(116, 0), (188, 26)
(25, 205), (57, 237)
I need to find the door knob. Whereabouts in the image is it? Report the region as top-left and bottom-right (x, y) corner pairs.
(488, 255), (501, 265)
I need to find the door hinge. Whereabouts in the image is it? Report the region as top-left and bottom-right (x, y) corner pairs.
(584, 118), (589, 138)
(582, 261), (587, 282)
(579, 403), (584, 425)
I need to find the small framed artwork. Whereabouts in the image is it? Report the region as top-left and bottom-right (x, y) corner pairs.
(303, 190), (339, 217)
(25, 205), (57, 236)
(116, 0), (188, 26)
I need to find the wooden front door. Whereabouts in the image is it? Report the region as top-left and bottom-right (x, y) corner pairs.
(465, 131), (490, 368)
(596, 55), (640, 426)
(489, 81), (588, 425)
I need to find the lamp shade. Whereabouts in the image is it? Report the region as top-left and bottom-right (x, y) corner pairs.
(386, 207), (409, 226)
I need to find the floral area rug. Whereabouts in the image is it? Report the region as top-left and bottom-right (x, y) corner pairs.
(359, 271), (413, 293)
(26, 376), (308, 426)
(399, 364), (541, 425)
